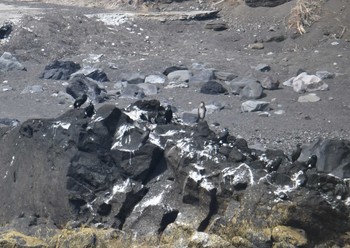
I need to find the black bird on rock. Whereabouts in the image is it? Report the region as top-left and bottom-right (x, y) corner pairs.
(216, 127), (229, 144)
(266, 156), (283, 173)
(74, 94), (88, 109)
(306, 155), (317, 169)
(291, 143), (302, 162)
(84, 101), (95, 118)
(164, 105), (173, 124)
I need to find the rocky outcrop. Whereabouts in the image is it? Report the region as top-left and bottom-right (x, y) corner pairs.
(0, 99), (349, 247)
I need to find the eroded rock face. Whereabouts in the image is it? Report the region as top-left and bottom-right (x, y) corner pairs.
(0, 99), (349, 247)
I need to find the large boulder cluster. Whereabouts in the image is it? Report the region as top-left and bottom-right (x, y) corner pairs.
(0, 99), (349, 247)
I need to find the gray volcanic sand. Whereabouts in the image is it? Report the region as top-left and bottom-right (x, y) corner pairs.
(0, 0), (349, 153)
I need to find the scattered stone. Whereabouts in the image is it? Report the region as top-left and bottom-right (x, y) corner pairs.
(255, 63), (271, 72)
(0, 21), (13, 39)
(190, 69), (215, 85)
(119, 72), (145, 84)
(1, 86), (13, 92)
(228, 76), (258, 89)
(260, 75), (279, 90)
(245, 0), (292, 7)
(167, 70), (192, 83)
(248, 42), (264, 49)
(144, 74), (167, 84)
(70, 67), (109, 82)
(298, 93), (321, 103)
(241, 100), (269, 112)
(0, 52), (26, 72)
(240, 82), (263, 100)
(163, 65), (188, 76)
(205, 102), (224, 114)
(205, 22), (229, 31)
(258, 111), (270, 117)
(21, 85), (44, 94)
(214, 71), (238, 81)
(138, 83), (158, 95)
(285, 73), (329, 93)
(66, 75), (107, 103)
(274, 110), (285, 115)
(120, 84), (145, 99)
(231, 85), (242, 95)
(0, 118), (20, 127)
(265, 34), (286, 42)
(316, 71), (335, 80)
(200, 81), (228, 95)
(165, 81), (189, 88)
(40, 60), (81, 80)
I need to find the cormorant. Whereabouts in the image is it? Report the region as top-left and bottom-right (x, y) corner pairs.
(84, 101), (95, 118)
(164, 105), (173, 124)
(291, 143), (302, 162)
(74, 94), (88, 109)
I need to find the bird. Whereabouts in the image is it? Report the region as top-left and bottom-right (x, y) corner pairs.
(266, 156), (283, 173)
(306, 155), (317, 169)
(216, 127), (229, 144)
(74, 94), (88, 109)
(164, 105), (173, 124)
(291, 143), (302, 162)
(197, 101), (206, 122)
(84, 101), (95, 118)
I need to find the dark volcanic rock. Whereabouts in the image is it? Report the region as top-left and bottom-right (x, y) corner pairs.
(40, 60), (81, 80)
(205, 22), (229, 31)
(299, 138), (350, 178)
(71, 68), (109, 82)
(0, 21), (13, 39)
(0, 99), (349, 247)
(245, 0), (292, 7)
(119, 72), (145, 84)
(66, 75), (107, 103)
(200, 80), (228, 95)
(163, 65), (188, 76)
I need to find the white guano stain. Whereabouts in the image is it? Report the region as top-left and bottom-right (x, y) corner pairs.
(105, 178), (130, 204)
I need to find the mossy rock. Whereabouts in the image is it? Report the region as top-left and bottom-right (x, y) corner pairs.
(0, 230), (48, 248)
(231, 236), (255, 248)
(159, 223), (195, 247)
(49, 228), (134, 248)
(188, 231), (232, 248)
(272, 225), (307, 247)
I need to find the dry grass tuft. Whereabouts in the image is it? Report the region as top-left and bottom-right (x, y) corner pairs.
(288, 0), (323, 34)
